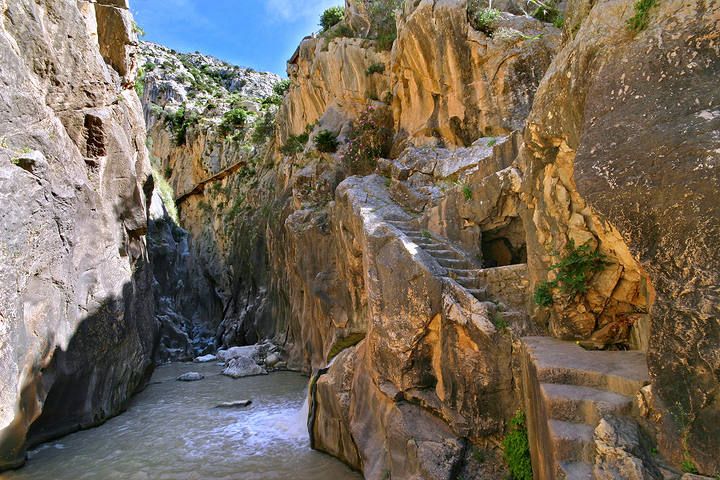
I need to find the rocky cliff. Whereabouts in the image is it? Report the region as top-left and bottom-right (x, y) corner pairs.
(0, 0), (155, 470)
(5, 0), (714, 478)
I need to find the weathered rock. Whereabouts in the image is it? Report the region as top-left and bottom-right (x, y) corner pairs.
(0, 0), (155, 470)
(594, 417), (662, 480)
(177, 372), (205, 382)
(221, 356), (267, 379)
(214, 400), (252, 408)
(194, 354), (218, 363)
(392, 3), (560, 148)
(518, 0), (720, 472)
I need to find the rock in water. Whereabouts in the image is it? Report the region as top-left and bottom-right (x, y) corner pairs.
(215, 400), (252, 408)
(177, 372), (205, 382)
(193, 354), (218, 363)
(222, 356), (267, 378)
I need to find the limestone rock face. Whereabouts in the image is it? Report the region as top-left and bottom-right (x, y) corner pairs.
(278, 36), (391, 142)
(391, 2), (560, 148)
(518, 0), (720, 473)
(0, 0), (155, 470)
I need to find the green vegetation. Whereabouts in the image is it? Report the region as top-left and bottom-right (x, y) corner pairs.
(320, 6), (345, 31)
(681, 455), (699, 474)
(462, 184), (473, 201)
(252, 111), (276, 145)
(280, 132), (310, 155)
(472, 447), (486, 464)
(487, 137), (497, 147)
(502, 411), (533, 480)
(366, 63), (386, 75)
(132, 21), (145, 37)
(327, 333), (366, 362)
(314, 129), (340, 153)
(273, 79), (291, 97)
(533, 240), (607, 306)
(627, 0), (657, 32)
(151, 165), (179, 223)
(135, 67), (146, 98)
(493, 312), (509, 331)
(422, 230), (432, 239)
(323, 23), (355, 42)
(468, 1), (501, 36)
(369, 0), (403, 50)
(165, 104), (198, 146)
(527, 0), (563, 27)
(533, 281), (554, 307)
(218, 108), (248, 138)
(342, 105), (394, 175)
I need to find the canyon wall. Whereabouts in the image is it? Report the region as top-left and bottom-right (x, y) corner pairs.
(0, 0), (156, 470)
(139, 0), (719, 477)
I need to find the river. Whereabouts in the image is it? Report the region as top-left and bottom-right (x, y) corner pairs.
(1, 362), (360, 480)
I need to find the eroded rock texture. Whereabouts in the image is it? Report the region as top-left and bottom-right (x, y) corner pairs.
(518, 0), (720, 473)
(0, 0), (155, 470)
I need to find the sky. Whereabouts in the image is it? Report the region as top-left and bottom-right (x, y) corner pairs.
(132, 0), (343, 76)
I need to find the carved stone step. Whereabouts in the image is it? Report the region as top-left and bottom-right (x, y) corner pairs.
(549, 420), (595, 463)
(522, 337), (649, 396)
(465, 288), (489, 300)
(541, 383), (633, 425)
(435, 258), (475, 269)
(557, 461), (593, 480)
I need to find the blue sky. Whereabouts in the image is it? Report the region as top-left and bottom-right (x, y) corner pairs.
(132, 0), (343, 76)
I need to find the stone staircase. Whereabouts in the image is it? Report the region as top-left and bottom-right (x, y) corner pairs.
(385, 217), (530, 331)
(387, 218), (490, 300)
(521, 336), (651, 480)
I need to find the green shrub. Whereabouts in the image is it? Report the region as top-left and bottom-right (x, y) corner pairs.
(534, 281), (554, 307)
(320, 6), (345, 31)
(135, 67), (146, 98)
(165, 104), (197, 146)
(627, 0), (657, 32)
(314, 129), (340, 153)
(252, 112), (276, 145)
(533, 240), (607, 306)
(218, 108), (248, 137)
(468, 1), (501, 35)
(502, 411), (533, 480)
(527, 0), (562, 25)
(462, 184), (473, 201)
(324, 23), (355, 42)
(280, 132), (310, 155)
(342, 105), (394, 175)
(369, 0), (403, 50)
(273, 79), (291, 97)
(366, 63), (386, 75)
(681, 458), (699, 474)
(487, 137), (497, 147)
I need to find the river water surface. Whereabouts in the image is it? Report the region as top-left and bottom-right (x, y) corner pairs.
(2, 362), (360, 480)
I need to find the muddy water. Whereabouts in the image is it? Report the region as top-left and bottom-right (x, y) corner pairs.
(2, 363), (360, 480)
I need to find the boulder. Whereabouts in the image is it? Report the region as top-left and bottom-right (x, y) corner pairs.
(177, 372), (204, 382)
(221, 356), (267, 379)
(193, 354), (217, 364)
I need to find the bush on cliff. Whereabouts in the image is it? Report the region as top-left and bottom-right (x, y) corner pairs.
(503, 411), (533, 480)
(280, 132), (310, 155)
(468, 1), (501, 36)
(166, 104), (198, 146)
(273, 79), (291, 97)
(218, 108), (248, 138)
(320, 6), (345, 32)
(369, 0), (403, 50)
(314, 129), (340, 153)
(342, 105), (393, 175)
(533, 240), (607, 306)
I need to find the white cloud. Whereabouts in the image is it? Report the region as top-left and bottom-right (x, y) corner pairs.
(263, 0), (343, 23)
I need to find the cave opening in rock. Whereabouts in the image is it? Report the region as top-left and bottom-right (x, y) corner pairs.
(480, 217), (527, 268)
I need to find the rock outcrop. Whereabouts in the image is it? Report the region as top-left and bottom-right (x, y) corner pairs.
(0, 0), (155, 470)
(517, 0), (720, 474)
(42, 0), (714, 478)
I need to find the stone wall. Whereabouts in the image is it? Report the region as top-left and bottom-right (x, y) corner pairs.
(0, 0), (155, 470)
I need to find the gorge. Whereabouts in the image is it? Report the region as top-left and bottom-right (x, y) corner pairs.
(0, 0), (718, 479)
